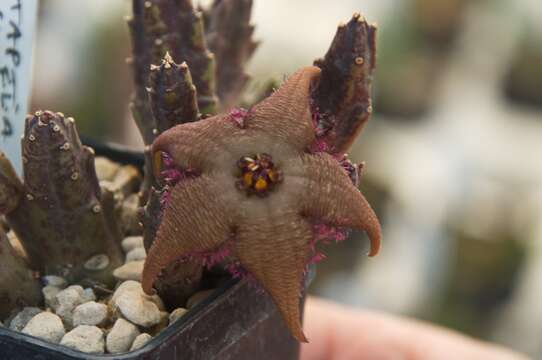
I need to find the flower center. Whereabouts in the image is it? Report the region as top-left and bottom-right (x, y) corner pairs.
(236, 153), (282, 196)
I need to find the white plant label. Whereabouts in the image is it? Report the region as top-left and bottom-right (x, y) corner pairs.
(0, 0), (38, 174)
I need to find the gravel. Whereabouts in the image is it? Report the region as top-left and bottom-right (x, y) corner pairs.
(42, 285), (61, 309)
(12, 277), (172, 354)
(113, 261), (144, 281)
(60, 325), (104, 354)
(106, 319), (140, 354)
(73, 302), (108, 327)
(84, 254), (110, 272)
(126, 247), (146, 262)
(42, 276), (67, 289)
(95, 156), (120, 181)
(169, 308), (187, 324)
(111, 280), (142, 303)
(110, 280), (164, 328)
(9, 307), (42, 332)
(121, 236), (144, 253)
(3, 218), (197, 355)
(22, 312), (65, 343)
(55, 286), (86, 328)
(130, 333), (152, 351)
(82, 288), (97, 303)
(114, 291), (161, 328)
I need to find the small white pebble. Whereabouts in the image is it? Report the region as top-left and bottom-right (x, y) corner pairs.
(126, 247), (146, 262)
(113, 261), (144, 281)
(129, 333), (152, 351)
(57, 285), (85, 303)
(94, 157), (120, 181)
(42, 275), (67, 289)
(168, 308), (187, 324)
(55, 286), (86, 328)
(82, 288), (96, 303)
(42, 285), (61, 309)
(84, 254), (110, 271)
(110, 281), (165, 311)
(22, 312), (65, 343)
(114, 292), (161, 328)
(111, 281), (142, 304)
(106, 319), (140, 354)
(60, 325), (104, 354)
(73, 302), (108, 327)
(9, 307), (41, 331)
(152, 311), (169, 334)
(121, 236), (144, 253)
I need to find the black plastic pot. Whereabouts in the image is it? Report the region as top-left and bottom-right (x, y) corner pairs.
(0, 140), (306, 360)
(0, 279), (304, 359)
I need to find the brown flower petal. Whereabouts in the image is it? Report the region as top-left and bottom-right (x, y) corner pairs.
(235, 212), (312, 342)
(300, 153), (381, 256)
(142, 175), (235, 294)
(249, 66), (321, 152)
(152, 115), (242, 172)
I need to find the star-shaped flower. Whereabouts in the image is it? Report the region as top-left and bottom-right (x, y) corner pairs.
(142, 66), (381, 342)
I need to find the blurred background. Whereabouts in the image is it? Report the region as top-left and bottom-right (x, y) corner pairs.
(31, 0), (542, 357)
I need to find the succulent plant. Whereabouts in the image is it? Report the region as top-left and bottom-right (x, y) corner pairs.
(142, 66), (381, 342)
(0, 228), (42, 319)
(0, 0), (379, 346)
(128, 0), (258, 139)
(128, 0), (259, 307)
(0, 111), (124, 285)
(128, 0), (219, 146)
(203, 0), (258, 109)
(312, 13), (376, 154)
(148, 52), (200, 133)
(134, 8), (380, 341)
